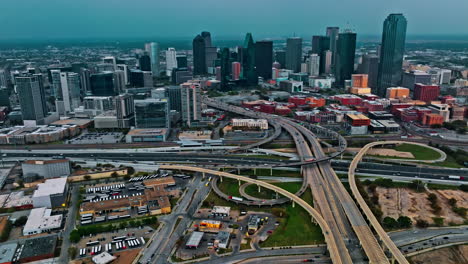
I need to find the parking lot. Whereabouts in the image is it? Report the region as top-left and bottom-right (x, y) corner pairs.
(75, 226), (153, 259)
(67, 132), (124, 144)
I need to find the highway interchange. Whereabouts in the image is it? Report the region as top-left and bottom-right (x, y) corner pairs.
(2, 97), (466, 264)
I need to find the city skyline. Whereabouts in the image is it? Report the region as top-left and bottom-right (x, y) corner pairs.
(1, 0), (467, 41)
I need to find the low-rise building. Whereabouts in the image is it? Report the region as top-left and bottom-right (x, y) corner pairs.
(18, 235), (57, 263)
(32, 177), (68, 208)
(0, 243), (17, 264)
(247, 215), (261, 234)
(378, 120), (400, 133)
(125, 128), (168, 143)
(212, 206), (230, 217)
(92, 252), (117, 264)
(0, 125), (80, 145)
(199, 220), (222, 232)
(23, 207), (62, 236)
(22, 159), (71, 180)
(231, 119), (268, 130)
(214, 231), (230, 249)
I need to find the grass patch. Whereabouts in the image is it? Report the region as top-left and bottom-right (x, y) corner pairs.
(244, 182), (302, 199)
(260, 196), (324, 247)
(238, 168), (302, 178)
(429, 155), (465, 168)
(217, 178), (241, 197)
(394, 143), (441, 160)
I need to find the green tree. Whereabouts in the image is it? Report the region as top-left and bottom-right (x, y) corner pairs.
(84, 175), (92, 181)
(433, 217), (444, 227)
(111, 172), (118, 178)
(382, 217), (398, 229)
(126, 167), (135, 175)
(69, 229), (81, 243)
(459, 185), (468, 192)
(14, 216), (28, 227)
(397, 216), (412, 228)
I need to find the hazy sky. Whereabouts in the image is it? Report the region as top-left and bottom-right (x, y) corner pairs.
(1, 0), (467, 41)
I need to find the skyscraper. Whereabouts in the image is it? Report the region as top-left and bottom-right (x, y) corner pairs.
(286, 37), (302, 73)
(357, 54), (379, 88)
(335, 31), (357, 86)
(376, 14), (407, 97)
(181, 82), (202, 127)
(114, 94), (135, 128)
(326, 27), (339, 65)
(243, 33), (257, 86)
(201, 31), (212, 47)
(232, 62), (241, 80)
(312, 35), (330, 75)
(134, 98), (170, 129)
(176, 55), (188, 68)
(90, 72), (116, 96)
(309, 54), (320, 77)
(57, 72), (81, 114)
(16, 75), (47, 126)
(50, 69), (62, 98)
(0, 87), (10, 108)
(255, 40), (273, 80)
(139, 54), (152, 71)
(274, 50), (286, 69)
(165, 48), (178, 76)
(323, 50), (333, 74)
(192, 35), (206, 75)
(166, 86), (182, 112)
(220, 48), (231, 90)
(146, 42), (160, 77)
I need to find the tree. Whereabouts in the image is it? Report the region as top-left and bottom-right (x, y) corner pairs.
(13, 216), (28, 227)
(427, 193), (438, 203)
(448, 198), (457, 207)
(397, 216), (412, 228)
(416, 219), (429, 228)
(433, 217), (444, 227)
(126, 167), (135, 175)
(68, 247), (77, 259)
(84, 175), (92, 181)
(382, 217), (398, 229)
(69, 230), (81, 243)
(111, 172), (118, 178)
(459, 185), (468, 193)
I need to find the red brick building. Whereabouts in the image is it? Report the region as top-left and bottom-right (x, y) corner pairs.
(414, 83), (440, 102)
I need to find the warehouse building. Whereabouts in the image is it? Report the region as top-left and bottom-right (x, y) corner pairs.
(22, 159), (71, 180)
(23, 207), (62, 236)
(32, 177), (68, 208)
(17, 235), (57, 263)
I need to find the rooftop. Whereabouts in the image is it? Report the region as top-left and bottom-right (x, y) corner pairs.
(23, 159), (69, 165)
(186, 231), (204, 247)
(92, 252), (117, 264)
(0, 243), (18, 263)
(346, 114), (370, 120)
(127, 128), (168, 136)
(19, 234), (57, 259)
(50, 119), (93, 126)
(33, 177), (68, 198)
(23, 208), (62, 233)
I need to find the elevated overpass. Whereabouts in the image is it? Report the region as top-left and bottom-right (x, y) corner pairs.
(158, 164), (345, 264)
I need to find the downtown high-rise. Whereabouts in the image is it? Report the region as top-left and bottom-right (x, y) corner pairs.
(192, 35), (206, 75)
(376, 14), (407, 97)
(242, 33), (257, 86)
(16, 75), (48, 126)
(255, 40), (273, 80)
(334, 31), (357, 86)
(285, 37), (302, 73)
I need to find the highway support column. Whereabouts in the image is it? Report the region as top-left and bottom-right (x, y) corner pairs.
(219, 176), (223, 182)
(202, 172), (205, 179)
(258, 185), (261, 193)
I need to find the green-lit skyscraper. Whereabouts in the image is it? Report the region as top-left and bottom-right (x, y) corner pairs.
(334, 31), (356, 86)
(376, 14), (407, 97)
(242, 33), (257, 86)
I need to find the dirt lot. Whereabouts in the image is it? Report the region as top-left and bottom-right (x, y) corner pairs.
(348, 148), (415, 158)
(410, 245), (468, 264)
(375, 187), (467, 225)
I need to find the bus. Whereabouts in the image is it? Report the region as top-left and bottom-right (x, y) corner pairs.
(86, 241), (100, 247)
(114, 236), (127, 241)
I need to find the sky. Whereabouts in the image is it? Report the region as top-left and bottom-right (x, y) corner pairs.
(1, 0), (467, 41)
